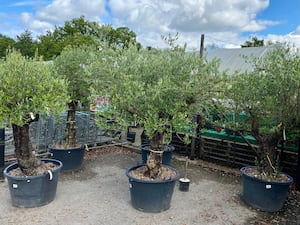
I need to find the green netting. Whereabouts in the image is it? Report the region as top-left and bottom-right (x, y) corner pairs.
(202, 129), (257, 145)
(202, 129), (298, 153)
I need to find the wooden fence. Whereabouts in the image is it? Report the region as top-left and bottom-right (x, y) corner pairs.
(171, 132), (298, 178)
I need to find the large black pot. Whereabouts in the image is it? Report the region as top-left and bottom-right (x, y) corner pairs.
(50, 144), (85, 171)
(126, 164), (179, 213)
(141, 144), (175, 166)
(240, 166), (293, 212)
(3, 158), (63, 208)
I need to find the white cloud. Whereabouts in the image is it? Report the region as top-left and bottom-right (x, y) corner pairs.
(266, 32), (300, 48)
(295, 26), (300, 35)
(108, 0), (176, 33)
(109, 0), (271, 33)
(36, 0), (106, 23)
(108, 0), (275, 49)
(17, 0), (106, 34)
(3, 0), (300, 50)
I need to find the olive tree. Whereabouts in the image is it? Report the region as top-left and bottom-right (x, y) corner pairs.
(52, 45), (99, 147)
(0, 50), (68, 175)
(91, 45), (224, 178)
(223, 44), (300, 178)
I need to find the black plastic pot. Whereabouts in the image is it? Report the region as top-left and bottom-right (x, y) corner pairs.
(50, 144), (85, 171)
(240, 166), (293, 212)
(141, 144), (175, 165)
(3, 158), (63, 208)
(126, 164), (179, 213)
(179, 178), (190, 192)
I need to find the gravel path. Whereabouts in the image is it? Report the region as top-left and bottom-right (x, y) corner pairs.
(0, 146), (298, 225)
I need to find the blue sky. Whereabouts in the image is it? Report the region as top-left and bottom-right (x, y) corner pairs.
(0, 0), (299, 49)
(256, 1), (300, 35)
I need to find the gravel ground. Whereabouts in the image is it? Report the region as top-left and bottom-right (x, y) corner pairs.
(0, 145), (299, 225)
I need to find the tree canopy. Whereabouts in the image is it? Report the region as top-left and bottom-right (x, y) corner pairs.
(0, 16), (140, 60)
(0, 34), (15, 58)
(241, 36), (264, 48)
(90, 44), (225, 148)
(0, 49), (68, 126)
(221, 44), (300, 175)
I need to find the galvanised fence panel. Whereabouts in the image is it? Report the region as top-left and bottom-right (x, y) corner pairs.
(29, 111), (102, 153)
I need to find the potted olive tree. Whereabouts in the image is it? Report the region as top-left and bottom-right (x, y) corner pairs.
(49, 46), (98, 171)
(0, 50), (69, 207)
(222, 44), (299, 212)
(91, 43), (224, 212)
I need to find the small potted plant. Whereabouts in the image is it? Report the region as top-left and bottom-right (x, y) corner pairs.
(0, 50), (68, 207)
(222, 44), (298, 212)
(91, 40), (223, 212)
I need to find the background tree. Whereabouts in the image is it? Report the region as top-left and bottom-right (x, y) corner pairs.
(241, 36), (264, 48)
(0, 34), (15, 58)
(37, 16), (140, 60)
(36, 31), (63, 60)
(14, 30), (36, 57)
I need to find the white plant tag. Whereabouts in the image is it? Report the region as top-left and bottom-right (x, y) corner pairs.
(266, 184), (272, 189)
(12, 184), (18, 189)
(30, 112), (35, 120)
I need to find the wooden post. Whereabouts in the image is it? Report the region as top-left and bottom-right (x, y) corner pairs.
(200, 34), (205, 57)
(190, 114), (201, 160)
(190, 136), (196, 160)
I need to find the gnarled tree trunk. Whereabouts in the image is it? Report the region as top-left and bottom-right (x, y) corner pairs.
(254, 133), (279, 176)
(65, 100), (78, 147)
(145, 131), (164, 179)
(12, 123), (41, 176)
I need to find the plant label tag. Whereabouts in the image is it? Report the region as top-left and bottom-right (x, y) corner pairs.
(266, 184), (272, 189)
(129, 183), (132, 189)
(12, 184), (18, 189)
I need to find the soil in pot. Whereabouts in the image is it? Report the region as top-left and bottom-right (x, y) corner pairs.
(243, 167), (290, 182)
(8, 161), (59, 177)
(129, 165), (177, 180)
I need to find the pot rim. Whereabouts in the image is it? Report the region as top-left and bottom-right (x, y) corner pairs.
(3, 158), (63, 180)
(126, 164), (180, 184)
(240, 166), (293, 185)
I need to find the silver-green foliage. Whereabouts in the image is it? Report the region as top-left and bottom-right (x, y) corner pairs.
(0, 50), (69, 126)
(225, 44), (300, 135)
(91, 45), (224, 146)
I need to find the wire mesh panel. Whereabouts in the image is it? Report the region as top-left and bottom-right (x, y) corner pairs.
(30, 112), (103, 153)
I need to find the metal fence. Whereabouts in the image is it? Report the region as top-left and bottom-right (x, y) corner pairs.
(5, 111), (116, 155)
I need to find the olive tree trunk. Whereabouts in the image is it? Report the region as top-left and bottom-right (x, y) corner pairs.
(65, 100), (78, 147)
(254, 134), (279, 176)
(12, 123), (41, 176)
(145, 131), (164, 179)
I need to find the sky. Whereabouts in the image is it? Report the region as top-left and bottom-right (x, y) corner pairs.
(0, 0), (299, 50)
